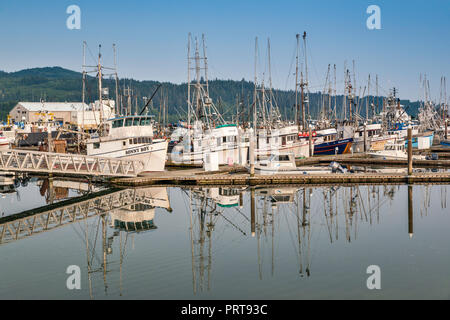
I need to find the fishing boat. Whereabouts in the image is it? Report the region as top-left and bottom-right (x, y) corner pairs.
(368, 140), (425, 160)
(86, 115), (168, 172)
(313, 128), (353, 155)
(169, 34), (248, 166)
(255, 125), (310, 159)
(251, 36), (311, 160)
(351, 123), (396, 152)
(254, 152), (333, 175)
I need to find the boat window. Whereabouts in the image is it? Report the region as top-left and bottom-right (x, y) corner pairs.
(129, 139), (133, 144)
(279, 155), (290, 161)
(140, 117), (151, 126)
(133, 138), (138, 144)
(112, 119), (124, 128)
(133, 118), (140, 126)
(125, 118), (133, 127)
(93, 142), (100, 149)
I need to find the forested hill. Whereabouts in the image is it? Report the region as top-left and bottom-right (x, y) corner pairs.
(0, 66), (422, 122)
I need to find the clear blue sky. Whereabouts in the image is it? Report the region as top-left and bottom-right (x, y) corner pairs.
(0, 0), (448, 101)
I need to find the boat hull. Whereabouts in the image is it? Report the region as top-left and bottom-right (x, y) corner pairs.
(314, 138), (353, 155)
(89, 140), (168, 172)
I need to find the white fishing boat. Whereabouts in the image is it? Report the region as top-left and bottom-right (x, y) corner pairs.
(170, 122), (248, 165)
(86, 115), (168, 172)
(255, 124), (311, 159)
(169, 34), (248, 166)
(254, 152), (333, 175)
(368, 140), (425, 160)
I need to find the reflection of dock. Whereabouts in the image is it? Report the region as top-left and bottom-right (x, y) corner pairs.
(0, 187), (170, 245)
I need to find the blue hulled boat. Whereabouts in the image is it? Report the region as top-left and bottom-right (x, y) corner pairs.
(313, 128), (353, 155)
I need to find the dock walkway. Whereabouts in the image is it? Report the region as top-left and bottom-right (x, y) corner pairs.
(111, 170), (450, 187)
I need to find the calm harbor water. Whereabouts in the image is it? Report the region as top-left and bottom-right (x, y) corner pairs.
(0, 178), (449, 299)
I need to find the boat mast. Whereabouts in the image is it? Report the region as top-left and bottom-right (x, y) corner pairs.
(202, 34), (209, 97)
(97, 45), (104, 131)
(113, 43), (120, 116)
(343, 61), (347, 121)
(333, 64), (337, 121)
(295, 34), (300, 129)
(367, 74), (370, 122)
(187, 33), (191, 144)
(376, 75), (379, 116)
(82, 41), (86, 132)
(253, 37), (258, 130)
(301, 32), (309, 129)
(267, 38), (273, 124)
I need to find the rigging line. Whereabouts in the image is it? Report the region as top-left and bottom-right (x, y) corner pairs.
(85, 43), (99, 67)
(284, 40), (298, 91)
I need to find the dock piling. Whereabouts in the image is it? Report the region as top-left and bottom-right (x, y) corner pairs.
(363, 124), (367, 152)
(407, 128), (413, 175)
(249, 128), (255, 177)
(445, 119), (448, 139)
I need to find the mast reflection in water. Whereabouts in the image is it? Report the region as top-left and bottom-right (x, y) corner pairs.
(0, 179), (449, 299)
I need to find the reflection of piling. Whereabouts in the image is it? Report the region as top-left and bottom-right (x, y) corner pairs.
(239, 192), (243, 208)
(48, 177), (54, 204)
(408, 185), (413, 238)
(251, 188), (255, 237)
(407, 128), (413, 175)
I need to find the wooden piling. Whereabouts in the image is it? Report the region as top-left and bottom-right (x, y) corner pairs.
(308, 128), (313, 157)
(445, 119), (448, 139)
(407, 128), (413, 175)
(363, 124), (367, 152)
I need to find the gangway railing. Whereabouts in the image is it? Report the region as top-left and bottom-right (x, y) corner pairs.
(0, 149), (144, 177)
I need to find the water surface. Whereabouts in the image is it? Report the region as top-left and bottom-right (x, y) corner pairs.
(0, 178), (449, 299)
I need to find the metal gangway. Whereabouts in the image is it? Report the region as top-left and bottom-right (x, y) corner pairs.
(0, 149), (144, 178)
(0, 187), (168, 245)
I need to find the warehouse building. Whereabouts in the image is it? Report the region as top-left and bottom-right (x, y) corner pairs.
(9, 100), (116, 129)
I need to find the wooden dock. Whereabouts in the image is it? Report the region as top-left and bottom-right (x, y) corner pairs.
(111, 170), (450, 187)
(110, 152), (450, 187)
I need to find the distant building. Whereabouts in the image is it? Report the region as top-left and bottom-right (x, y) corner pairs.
(9, 100), (116, 129)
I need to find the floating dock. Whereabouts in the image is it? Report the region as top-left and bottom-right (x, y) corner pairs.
(111, 170), (450, 187)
